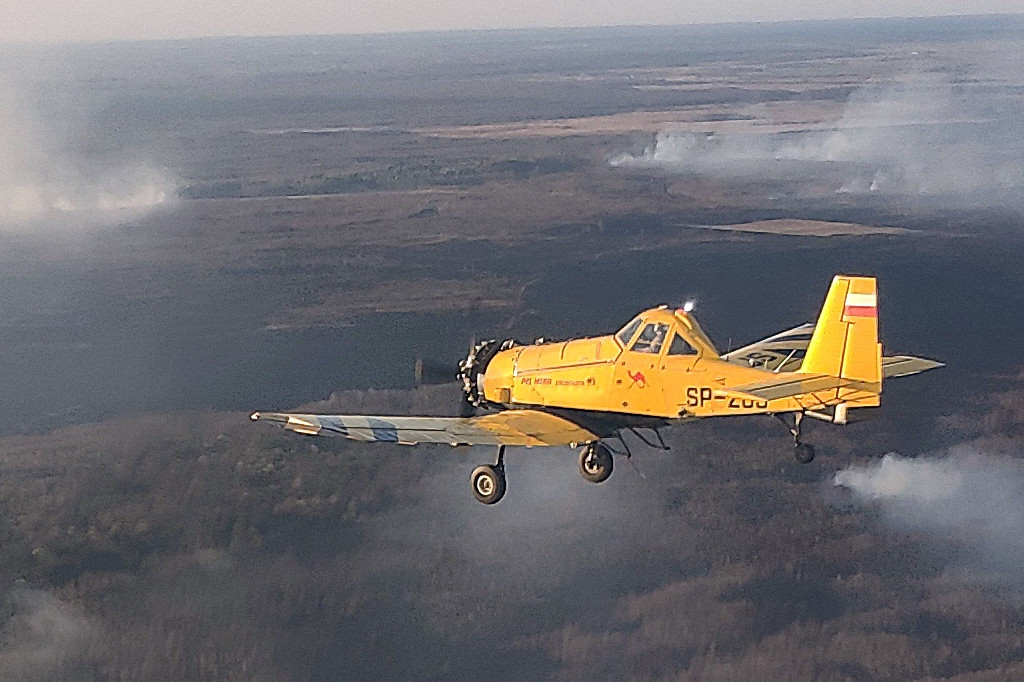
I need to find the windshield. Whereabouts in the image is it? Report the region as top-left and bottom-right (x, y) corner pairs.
(616, 317), (643, 346)
(630, 323), (669, 354)
(668, 332), (697, 355)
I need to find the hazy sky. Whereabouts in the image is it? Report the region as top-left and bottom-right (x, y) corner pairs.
(2, 0), (1024, 43)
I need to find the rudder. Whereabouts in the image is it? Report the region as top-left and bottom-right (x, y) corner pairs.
(800, 275), (881, 387)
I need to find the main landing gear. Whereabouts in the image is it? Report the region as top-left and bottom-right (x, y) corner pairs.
(578, 442), (614, 483)
(469, 440), (620, 504)
(777, 412), (815, 464)
(471, 446), (507, 505)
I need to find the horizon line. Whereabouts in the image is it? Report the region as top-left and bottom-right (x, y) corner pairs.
(3, 11), (1023, 49)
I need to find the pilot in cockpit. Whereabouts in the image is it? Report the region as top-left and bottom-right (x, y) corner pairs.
(632, 323), (668, 354)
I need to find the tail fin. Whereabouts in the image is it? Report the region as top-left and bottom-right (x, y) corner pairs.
(800, 275), (881, 387)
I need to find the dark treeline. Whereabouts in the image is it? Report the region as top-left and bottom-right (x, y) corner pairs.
(1, 379), (1024, 679)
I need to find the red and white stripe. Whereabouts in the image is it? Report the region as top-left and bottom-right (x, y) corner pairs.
(843, 291), (877, 318)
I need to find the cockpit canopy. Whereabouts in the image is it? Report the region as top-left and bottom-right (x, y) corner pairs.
(615, 307), (719, 357)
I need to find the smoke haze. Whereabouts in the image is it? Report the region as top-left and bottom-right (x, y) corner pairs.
(0, 79), (175, 227)
(834, 450), (1024, 585)
(611, 51), (1024, 202)
(0, 588), (100, 680)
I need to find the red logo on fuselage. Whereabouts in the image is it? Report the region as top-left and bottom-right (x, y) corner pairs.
(627, 370), (647, 388)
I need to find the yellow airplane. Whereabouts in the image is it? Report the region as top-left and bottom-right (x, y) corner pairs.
(252, 275), (941, 504)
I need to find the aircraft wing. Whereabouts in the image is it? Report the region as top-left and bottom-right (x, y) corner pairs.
(250, 409), (598, 447)
(722, 323), (814, 372)
(726, 324), (944, 379)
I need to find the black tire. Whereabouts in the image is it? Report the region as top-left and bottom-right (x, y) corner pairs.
(794, 443), (816, 464)
(470, 464), (506, 504)
(578, 443), (614, 484)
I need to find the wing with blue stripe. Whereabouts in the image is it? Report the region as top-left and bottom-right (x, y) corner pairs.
(250, 409), (598, 447)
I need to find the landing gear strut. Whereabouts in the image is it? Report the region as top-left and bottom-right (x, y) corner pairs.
(578, 442), (614, 483)
(471, 445), (507, 504)
(777, 412), (815, 464)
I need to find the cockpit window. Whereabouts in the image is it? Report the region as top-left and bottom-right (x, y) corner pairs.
(616, 317), (643, 346)
(630, 323), (669, 354)
(667, 333), (697, 356)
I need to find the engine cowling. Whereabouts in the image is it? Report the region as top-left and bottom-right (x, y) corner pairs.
(459, 339), (516, 408)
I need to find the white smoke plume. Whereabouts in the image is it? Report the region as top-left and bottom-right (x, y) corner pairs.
(0, 587), (101, 680)
(611, 59), (1024, 202)
(834, 450), (1024, 584)
(0, 79), (175, 227)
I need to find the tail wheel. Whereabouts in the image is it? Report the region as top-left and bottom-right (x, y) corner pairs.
(470, 464), (506, 504)
(794, 443), (816, 464)
(578, 443), (613, 484)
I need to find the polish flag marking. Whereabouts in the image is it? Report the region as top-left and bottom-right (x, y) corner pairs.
(843, 292), (877, 318)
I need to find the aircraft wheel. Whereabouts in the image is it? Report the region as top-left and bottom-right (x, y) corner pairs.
(471, 464), (506, 504)
(794, 443), (816, 464)
(579, 443), (613, 484)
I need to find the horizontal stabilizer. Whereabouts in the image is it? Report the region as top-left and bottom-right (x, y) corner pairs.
(732, 373), (876, 402)
(728, 324), (943, 382)
(251, 409), (597, 447)
(882, 355), (945, 378)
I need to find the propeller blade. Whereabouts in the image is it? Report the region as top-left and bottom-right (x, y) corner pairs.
(458, 397), (477, 418)
(414, 357), (461, 386)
